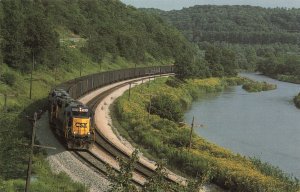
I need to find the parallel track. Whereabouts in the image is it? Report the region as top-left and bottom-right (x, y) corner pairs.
(70, 75), (180, 186)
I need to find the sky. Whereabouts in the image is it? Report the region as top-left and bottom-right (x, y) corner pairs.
(120, 0), (300, 11)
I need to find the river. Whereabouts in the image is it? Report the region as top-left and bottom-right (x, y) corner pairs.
(184, 73), (300, 178)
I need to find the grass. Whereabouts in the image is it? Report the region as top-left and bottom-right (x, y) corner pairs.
(114, 76), (300, 192)
(0, 155), (87, 192)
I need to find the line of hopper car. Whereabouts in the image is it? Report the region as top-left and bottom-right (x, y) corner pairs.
(48, 65), (174, 149)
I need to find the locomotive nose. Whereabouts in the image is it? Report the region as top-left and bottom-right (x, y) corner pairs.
(72, 117), (90, 136)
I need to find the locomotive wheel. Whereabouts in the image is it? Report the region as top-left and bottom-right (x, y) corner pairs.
(67, 141), (73, 149)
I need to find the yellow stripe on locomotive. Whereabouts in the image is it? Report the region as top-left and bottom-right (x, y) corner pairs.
(72, 117), (90, 136)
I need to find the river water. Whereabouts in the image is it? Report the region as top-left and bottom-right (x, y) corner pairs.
(184, 73), (300, 178)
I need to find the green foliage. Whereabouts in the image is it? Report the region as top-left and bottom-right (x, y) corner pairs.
(24, 1), (60, 69)
(1, 72), (16, 86)
(149, 94), (184, 122)
(147, 5), (300, 73)
(0, 113), (29, 180)
(154, 5), (300, 45)
(165, 77), (184, 88)
(242, 80), (277, 92)
(1, 0), (60, 72)
(107, 150), (139, 192)
(249, 157), (300, 187)
(142, 162), (169, 192)
(42, 0), (192, 65)
(0, 156), (87, 192)
(183, 170), (212, 192)
(1, 0), (27, 70)
(256, 54), (300, 83)
(204, 45), (237, 77)
(0, 0), (193, 74)
(115, 77), (299, 191)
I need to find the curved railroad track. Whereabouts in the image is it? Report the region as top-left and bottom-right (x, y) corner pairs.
(70, 74), (187, 187)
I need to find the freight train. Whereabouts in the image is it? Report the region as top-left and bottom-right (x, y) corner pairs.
(48, 89), (95, 149)
(49, 65), (174, 149)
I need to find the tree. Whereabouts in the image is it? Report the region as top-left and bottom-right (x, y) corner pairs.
(0, 113), (29, 179)
(221, 48), (237, 76)
(24, 0), (60, 69)
(142, 162), (169, 192)
(107, 150), (139, 192)
(1, 0), (27, 70)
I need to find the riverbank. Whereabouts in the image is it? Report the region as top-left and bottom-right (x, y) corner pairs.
(114, 76), (300, 191)
(250, 72), (300, 108)
(276, 74), (300, 84)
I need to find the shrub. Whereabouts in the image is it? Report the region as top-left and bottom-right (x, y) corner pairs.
(165, 76), (184, 88)
(242, 81), (277, 92)
(149, 94), (183, 122)
(1, 72), (16, 86)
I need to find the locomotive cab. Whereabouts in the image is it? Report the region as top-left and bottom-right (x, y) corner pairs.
(64, 102), (95, 149)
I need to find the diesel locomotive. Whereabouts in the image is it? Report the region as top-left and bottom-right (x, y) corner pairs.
(48, 89), (94, 149)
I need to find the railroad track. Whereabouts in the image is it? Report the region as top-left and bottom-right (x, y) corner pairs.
(70, 75), (184, 186)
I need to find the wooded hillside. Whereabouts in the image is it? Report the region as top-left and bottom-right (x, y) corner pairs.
(0, 0), (193, 73)
(145, 5), (300, 77)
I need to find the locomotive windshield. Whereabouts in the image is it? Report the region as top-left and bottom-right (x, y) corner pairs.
(71, 107), (89, 117)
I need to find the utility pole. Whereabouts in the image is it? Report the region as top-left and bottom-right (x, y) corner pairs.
(134, 63), (137, 77)
(25, 112), (37, 192)
(3, 94), (7, 112)
(54, 66), (57, 82)
(29, 53), (35, 99)
(128, 82), (138, 101)
(187, 116), (205, 152)
(80, 65), (82, 77)
(141, 93), (156, 122)
(148, 94), (152, 121)
(128, 83), (132, 101)
(188, 116), (195, 151)
(145, 72), (154, 88)
(25, 112), (56, 192)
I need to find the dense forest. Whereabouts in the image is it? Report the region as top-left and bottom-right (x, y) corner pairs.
(145, 5), (300, 80)
(0, 0), (196, 73)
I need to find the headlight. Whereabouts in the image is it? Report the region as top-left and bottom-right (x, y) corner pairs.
(73, 132), (76, 135)
(87, 132), (90, 135)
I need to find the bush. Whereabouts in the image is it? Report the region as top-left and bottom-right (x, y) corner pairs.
(242, 81), (277, 92)
(1, 72), (16, 86)
(149, 94), (183, 122)
(165, 77), (184, 88)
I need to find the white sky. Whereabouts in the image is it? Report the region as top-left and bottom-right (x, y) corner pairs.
(120, 0), (300, 11)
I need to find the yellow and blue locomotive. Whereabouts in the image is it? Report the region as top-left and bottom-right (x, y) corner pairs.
(48, 89), (94, 149)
